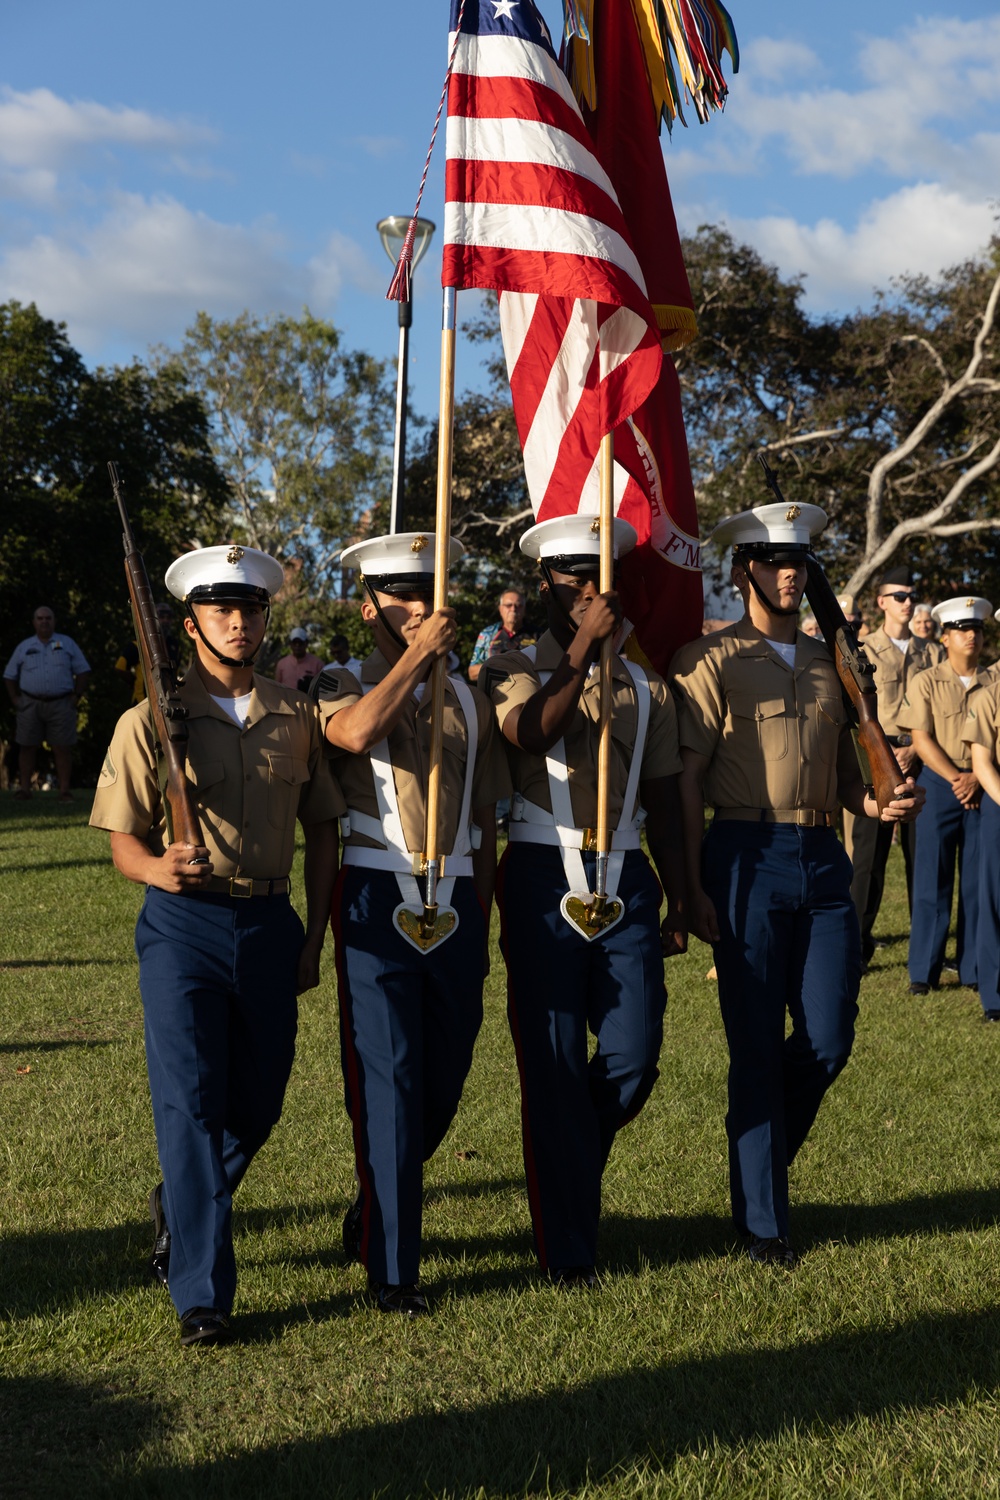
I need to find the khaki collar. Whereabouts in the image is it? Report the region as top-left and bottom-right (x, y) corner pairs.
(181, 669), (297, 725)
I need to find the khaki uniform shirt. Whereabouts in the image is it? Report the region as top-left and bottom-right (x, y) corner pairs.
(670, 618), (859, 813)
(861, 626), (937, 738)
(90, 669), (343, 878)
(897, 663), (991, 769)
(486, 629), (681, 828)
(318, 651), (510, 855)
(963, 681), (999, 757)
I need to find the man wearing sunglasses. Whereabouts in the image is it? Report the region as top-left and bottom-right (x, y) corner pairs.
(898, 597), (993, 995)
(849, 568), (938, 968)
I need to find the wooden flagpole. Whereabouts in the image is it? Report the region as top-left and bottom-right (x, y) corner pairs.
(420, 284), (457, 937)
(591, 429), (615, 915)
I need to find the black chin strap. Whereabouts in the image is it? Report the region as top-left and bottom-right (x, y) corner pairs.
(363, 579), (409, 654)
(742, 558), (802, 619)
(540, 560), (582, 636)
(185, 603), (270, 669)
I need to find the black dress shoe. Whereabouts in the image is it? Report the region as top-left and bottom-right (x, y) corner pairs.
(342, 1189), (363, 1264)
(909, 982), (931, 996)
(746, 1234), (798, 1269)
(983, 1010), (1000, 1023)
(148, 1184), (171, 1290)
(550, 1265), (597, 1290)
(179, 1307), (230, 1347)
(369, 1281), (429, 1317)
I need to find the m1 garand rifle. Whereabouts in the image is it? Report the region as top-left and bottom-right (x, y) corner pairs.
(108, 461), (208, 854)
(755, 453), (911, 813)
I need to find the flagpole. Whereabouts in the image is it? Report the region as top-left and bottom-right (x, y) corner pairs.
(592, 429), (615, 917)
(421, 284), (457, 938)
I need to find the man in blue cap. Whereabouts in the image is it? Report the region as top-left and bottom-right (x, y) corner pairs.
(671, 504), (922, 1266)
(91, 543), (342, 1346)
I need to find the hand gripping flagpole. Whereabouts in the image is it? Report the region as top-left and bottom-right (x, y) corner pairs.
(561, 430), (626, 940)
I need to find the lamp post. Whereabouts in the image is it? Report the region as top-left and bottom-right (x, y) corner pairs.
(377, 215), (436, 534)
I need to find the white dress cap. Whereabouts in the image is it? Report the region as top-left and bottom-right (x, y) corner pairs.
(519, 514), (638, 563)
(165, 544), (284, 602)
(710, 501), (828, 552)
(339, 532), (465, 582)
(931, 596), (994, 629)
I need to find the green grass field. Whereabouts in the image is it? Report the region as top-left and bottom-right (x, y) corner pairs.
(2, 794), (1000, 1498)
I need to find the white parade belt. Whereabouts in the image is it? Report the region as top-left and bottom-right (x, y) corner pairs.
(354, 674), (479, 953)
(507, 797), (641, 852)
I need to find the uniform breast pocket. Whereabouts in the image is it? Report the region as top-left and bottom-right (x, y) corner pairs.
(185, 757), (225, 802)
(728, 691), (790, 761)
(266, 754), (309, 830)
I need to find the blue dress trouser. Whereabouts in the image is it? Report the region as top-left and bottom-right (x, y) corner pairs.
(701, 821), (860, 1241)
(908, 766), (980, 988)
(136, 886), (303, 1318)
(497, 844), (666, 1272)
(332, 867), (485, 1285)
(977, 793), (1000, 1013)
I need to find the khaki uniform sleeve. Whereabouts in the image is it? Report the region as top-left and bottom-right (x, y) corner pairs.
(964, 685), (998, 753)
(669, 640), (725, 760)
(313, 666), (363, 731)
(485, 650), (540, 733)
(296, 701), (346, 823)
(89, 705), (163, 840)
(471, 688), (512, 807)
(896, 669), (934, 733)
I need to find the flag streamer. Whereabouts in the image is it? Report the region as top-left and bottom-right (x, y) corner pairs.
(563, 0), (738, 129)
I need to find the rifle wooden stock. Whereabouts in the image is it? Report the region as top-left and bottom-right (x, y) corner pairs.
(804, 557), (909, 815)
(108, 462), (205, 849)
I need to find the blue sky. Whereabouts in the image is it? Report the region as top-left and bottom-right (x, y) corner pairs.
(3, 1), (998, 420)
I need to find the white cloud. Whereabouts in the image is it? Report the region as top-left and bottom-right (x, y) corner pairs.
(0, 86), (213, 171)
(742, 37), (821, 85)
(0, 193), (305, 352)
(727, 184), (997, 313)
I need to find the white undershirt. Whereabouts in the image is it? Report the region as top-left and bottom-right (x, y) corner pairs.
(890, 635), (910, 655)
(958, 674), (975, 688)
(766, 639), (797, 669)
(210, 691), (252, 727)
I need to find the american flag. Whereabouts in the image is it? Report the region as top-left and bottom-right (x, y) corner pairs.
(442, 0), (662, 521)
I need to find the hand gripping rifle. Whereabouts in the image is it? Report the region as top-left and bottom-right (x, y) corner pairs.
(756, 454), (911, 814)
(108, 461), (208, 853)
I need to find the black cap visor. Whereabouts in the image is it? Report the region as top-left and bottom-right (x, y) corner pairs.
(543, 553), (616, 577)
(734, 543), (812, 565)
(364, 572), (435, 599)
(188, 583), (271, 604)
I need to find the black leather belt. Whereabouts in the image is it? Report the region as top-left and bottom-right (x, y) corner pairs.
(202, 876), (291, 898)
(22, 691), (73, 702)
(885, 734), (912, 747)
(715, 808), (836, 828)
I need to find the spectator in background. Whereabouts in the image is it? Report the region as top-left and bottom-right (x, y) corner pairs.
(4, 605), (90, 802)
(800, 615), (822, 639)
(468, 588), (535, 685)
(911, 603), (945, 661)
(274, 627), (323, 692)
(324, 633), (362, 678)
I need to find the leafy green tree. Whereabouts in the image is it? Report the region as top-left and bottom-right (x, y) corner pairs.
(166, 310), (396, 626)
(0, 301), (229, 779)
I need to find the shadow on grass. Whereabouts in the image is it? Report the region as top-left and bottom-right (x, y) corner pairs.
(0, 1373), (163, 1500)
(0, 1038), (115, 1053)
(97, 1304), (1000, 1499)
(1, 858), (110, 875)
(0, 959), (124, 969)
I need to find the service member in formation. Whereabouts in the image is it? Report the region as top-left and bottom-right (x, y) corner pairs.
(849, 567), (937, 966)
(484, 515), (686, 1288)
(90, 545), (341, 1347)
(964, 621), (1000, 1021)
(315, 532), (509, 1317)
(671, 504), (921, 1267)
(899, 596), (993, 995)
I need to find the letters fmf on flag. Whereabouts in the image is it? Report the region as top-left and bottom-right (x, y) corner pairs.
(442, 0), (662, 522)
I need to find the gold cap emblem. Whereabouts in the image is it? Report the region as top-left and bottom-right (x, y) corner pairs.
(410, 534), (428, 553)
(786, 505), (801, 522)
(589, 519), (601, 534)
(966, 598), (975, 609)
(226, 545), (245, 564)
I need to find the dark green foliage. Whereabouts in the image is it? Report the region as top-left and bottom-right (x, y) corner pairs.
(0, 302), (229, 780)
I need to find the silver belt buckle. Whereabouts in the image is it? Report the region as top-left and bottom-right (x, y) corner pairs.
(229, 876), (254, 898)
